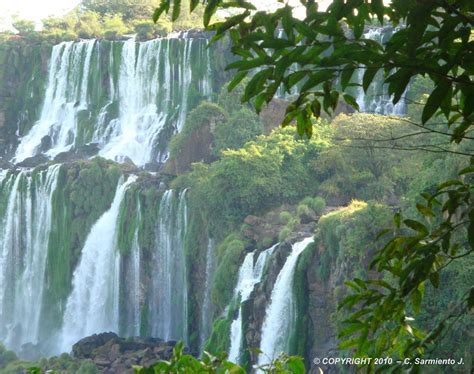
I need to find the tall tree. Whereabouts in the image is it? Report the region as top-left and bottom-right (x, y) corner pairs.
(154, 0), (474, 371)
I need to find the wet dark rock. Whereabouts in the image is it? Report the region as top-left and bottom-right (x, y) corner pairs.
(53, 143), (100, 163)
(143, 162), (161, 173)
(73, 332), (119, 359)
(72, 332), (187, 373)
(16, 154), (49, 168)
(53, 150), (80, 163)
(39, 135), (52, 153)
(0, 157), (14, 169)
(76, 143), (100, 158)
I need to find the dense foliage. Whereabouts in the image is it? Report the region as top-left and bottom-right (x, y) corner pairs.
(1, 0), (205, 45)
(156, 1), (474, 371)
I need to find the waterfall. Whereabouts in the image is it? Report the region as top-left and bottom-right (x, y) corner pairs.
(356, 28), (407, 115)
(200, 237), (216, 352)
(0, 165), (61, 352)
(150, 190), (188, 342)
(14, 40), (97, 162)
(228, 244), (277, 363)
(13, 36), (213, 166)
(58, 175), (137, 353)
(257, 237), (313, 366)
(121, 204), (142, 337)
(130, 224), (141, 337)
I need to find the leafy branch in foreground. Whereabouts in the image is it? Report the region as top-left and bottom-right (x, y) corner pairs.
(338, 161), (474, 373)
(154, 0), (473, 371)
(132, 342), (305, 373)
(154, 0), (473, 138)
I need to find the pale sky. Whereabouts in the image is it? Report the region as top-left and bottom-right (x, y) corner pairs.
(0, 0), (80, 30)
(0, 0), (330, 31)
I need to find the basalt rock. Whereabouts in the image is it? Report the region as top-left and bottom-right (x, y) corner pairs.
(16, 154), (49, 168)
(72, 332), (189, 373)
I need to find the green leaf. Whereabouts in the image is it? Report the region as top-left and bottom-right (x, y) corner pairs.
(459, 165), (474, 176)
(254, 94), (266, 113)
(411, 288), (422, 314)
(371, 0), (385, 23)
(341, 66), (355, 90)
(171, 0), (182, 21)
(416, 204), (434, 218)
(394, 212), (401, 228)
(153, 2), (170, 23)
(339, 338), (359, 350)
(300, 71), (333, 92)
(422, 79), (451, 124)
(287, 71), (307, 88)
(343, 94), (359, 110)
(362, 67), (378, 92)
(204, 0), (220, 27)
(287, 357), (305, 374)
(429, 272), (439, 288)
(190, 0), (199, 12)
(403, 219), (428, 236)
(227, 71), (247, 92)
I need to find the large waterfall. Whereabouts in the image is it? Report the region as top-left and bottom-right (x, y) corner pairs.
(228, 244), (277, 363)
(150, 190), (189, 342)
(258, 237), (314, 367)
(0, 165), (61, 352)
(58, 175), (137, 352)
(13, 36), (213, 166)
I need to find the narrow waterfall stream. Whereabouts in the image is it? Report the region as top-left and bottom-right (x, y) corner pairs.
(58, 175), (137, 353)
(150, 190), (189, 342)
(0, 165), (61, 352)
(121, 204), (142, 338)
(228, 244), (277, 363)
(200, 238), (216, 351)
(258, 237), (314, 367)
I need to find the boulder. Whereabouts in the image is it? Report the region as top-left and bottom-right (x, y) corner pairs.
(71, 333), (185, 373)
(39, 135), (52, 153)
(16, 154), (49, 168)
(0, 157), (14, 169)
(72, 332), (119, 359)
(76, 143), (100, 158)
(54, 150), (80, 163)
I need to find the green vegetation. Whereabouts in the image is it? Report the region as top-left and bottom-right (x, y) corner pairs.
(0, 352), (100, 374)
(133, 341), (305, 374)
(155, 1), (474, 368)
(1, 0), (205, 46)
(0, 344), (17, 371)
(174, 126), (330, 232)
(41, 158), (122, 338)
(212, 108), (263, 156)
(212, 236), (245, 311)
(169, 102), (228, 158)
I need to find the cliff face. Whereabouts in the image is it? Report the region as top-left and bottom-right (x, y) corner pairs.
(0, 42), (50, 157)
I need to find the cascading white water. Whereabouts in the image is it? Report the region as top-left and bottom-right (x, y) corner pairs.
(58, 175), (137, 353)
(257, 237), (313, 366)
(228, 244), (277, 363)
(126, 206), (142, 337)
(199, 237), (216, 351)
(150, 189), (188, 342)
(14, 36), (213, 166)
(0, 165), (61, 352)
(14, 41), (96, 162)
(356, 28), (407, 115)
